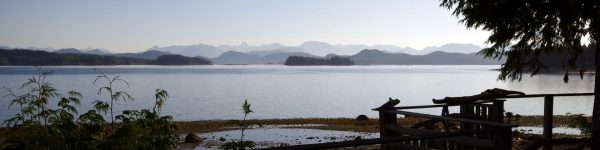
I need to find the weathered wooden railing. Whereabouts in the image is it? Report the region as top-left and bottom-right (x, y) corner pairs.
(495, 93), (594, 150)
(259, 92), (594, 150)
(376, 99), (515, 150)
(379, 93), (595, 150)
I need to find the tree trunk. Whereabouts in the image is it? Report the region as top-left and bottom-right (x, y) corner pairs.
(593, 35), (600, 149)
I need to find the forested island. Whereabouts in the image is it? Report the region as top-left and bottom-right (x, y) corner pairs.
(284, 56), (354, 66)
(152, 55), (212, 65)
(0, 49), (212, 65)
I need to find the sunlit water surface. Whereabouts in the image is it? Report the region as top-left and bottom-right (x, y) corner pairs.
(0, 65), (594, 121)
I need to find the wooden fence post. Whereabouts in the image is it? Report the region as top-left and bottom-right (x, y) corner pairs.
(376, 98), (400, 150)
(493, 127), (513, 150)
(543, 96), (554, 150)
(492, 100), (505, 123)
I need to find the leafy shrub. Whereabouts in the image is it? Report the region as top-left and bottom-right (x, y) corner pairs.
(1, 67), (179, 150)
(565, 113), (592, 136)
(94, 71), (133, 126)
(104, 89), (178, 149)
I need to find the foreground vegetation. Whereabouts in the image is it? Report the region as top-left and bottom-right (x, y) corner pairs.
(0, 68), (178, 149)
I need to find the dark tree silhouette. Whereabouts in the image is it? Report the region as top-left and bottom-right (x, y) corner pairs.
(0, 49), (212, 65)
(0, 49), (147, 65)
(284, 56), (354, 66)
(152, 54), (212, 65)
(439, 0), (600, 147)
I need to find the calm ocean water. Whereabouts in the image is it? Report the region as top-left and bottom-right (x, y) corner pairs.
(0, 65), (594, 121)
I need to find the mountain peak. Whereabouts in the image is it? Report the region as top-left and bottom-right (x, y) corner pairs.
(418, 43), (481, 55)
(54, 48), (83, 54)
(357, 49), (385, 54)
(85, 49), (112, 55)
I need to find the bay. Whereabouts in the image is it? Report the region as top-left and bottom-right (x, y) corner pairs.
(0, 65), (594, 122)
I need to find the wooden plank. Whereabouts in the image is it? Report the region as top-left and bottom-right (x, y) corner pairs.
(379, 99), (400, 150)
(386, 110), (516, 128)
(382, 100), (500, 110)
(497, 93), (593, 98)
(380, 111), (398, 137)
(491, 100), (504, 123)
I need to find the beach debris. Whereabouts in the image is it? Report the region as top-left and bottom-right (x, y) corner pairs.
(356, 115), (369, 121)
(218, 137), (227, 141)
(184, 133), (203, 143)
(354, 136), (362, 141)
(354, 114), (369, 126)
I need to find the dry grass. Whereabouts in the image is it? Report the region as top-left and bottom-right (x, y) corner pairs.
(509, 115), (591, 127)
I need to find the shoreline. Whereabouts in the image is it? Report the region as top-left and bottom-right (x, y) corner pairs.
(175, 115), (590, 134)
(1, 115), (590, 148)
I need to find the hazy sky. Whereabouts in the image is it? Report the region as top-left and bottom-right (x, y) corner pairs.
(0, 0), (490, 52)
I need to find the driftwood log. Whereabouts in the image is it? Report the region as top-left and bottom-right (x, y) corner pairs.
(432, 88), (525, 104)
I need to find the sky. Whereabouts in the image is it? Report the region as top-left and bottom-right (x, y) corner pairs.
(0, 0), (490, 53)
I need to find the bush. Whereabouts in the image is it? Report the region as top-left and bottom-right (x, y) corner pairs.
(565, 113), (592, 136)
(1, 67), (179, 150)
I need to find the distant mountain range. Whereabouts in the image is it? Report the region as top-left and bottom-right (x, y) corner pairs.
(144, 42), (483, 58)
(346, 50), (501, 65)
(213, 51), (318, 64)
(2, 41), (484, 59)
(147, 44), (222, 58)
(0, 42), (500, 65)
(2, 43), (594, 67)
(211, 49), (502, 65)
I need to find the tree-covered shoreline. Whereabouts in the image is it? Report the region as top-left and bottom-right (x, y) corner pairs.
(0, 49), (212, 66)
(284, 56), (354, 66)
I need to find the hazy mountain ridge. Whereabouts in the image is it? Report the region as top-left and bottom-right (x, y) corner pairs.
(217, 42), (285, 52)
(82, 48), (112, 55)
(54, 48), (84, 54)
(210, 48), (500, 65)
(148, 44), (223, 58)
(5, 41), (482, 59)
(348, 49), (501, 65)
(3, 42), (487, 65)
(147, 42), (482, 58)
(418, 43), (483, 55)
(212, 50), (317, 64)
